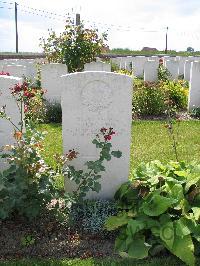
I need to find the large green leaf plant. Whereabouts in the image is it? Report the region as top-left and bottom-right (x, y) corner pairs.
(105, 160), (200, 266)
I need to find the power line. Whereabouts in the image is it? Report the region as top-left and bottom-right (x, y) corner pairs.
(18, 3), (73, 19)
(0, 1), (13, 4)
(18, 8), (67, 22)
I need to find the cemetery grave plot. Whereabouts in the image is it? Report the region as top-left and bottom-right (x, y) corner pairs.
(0, 58), (200, 265)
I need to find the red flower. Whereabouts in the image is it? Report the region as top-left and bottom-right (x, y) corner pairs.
(104, 135), (112, 141)
(11, 83), (23, 93)
(0, 71), (10, 76)
(100, 127), (107, 133)
(23, 90), (35, 98)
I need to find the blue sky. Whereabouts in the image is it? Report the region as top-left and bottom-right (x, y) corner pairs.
(0, 0), (200, 52)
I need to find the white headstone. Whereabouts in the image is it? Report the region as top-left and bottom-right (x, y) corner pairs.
(0, 76), (23, 170)
(188, 61), (200, 111)
(2, 65), (27, 78)
(149, 56), (160, 63)
(41, 63), (68, 103)
(144, 60), (159, 82)
(165, 60), (179, 80)
(124, 57), (133, 71)
(61, 72), (132, 199)
(111, 57), (121, 68)
(184, 60), (192, 81)
(16, 60), (37, 80)
(132, 56), (147, 77)
(84, 62), (111, 72)
(178, 56), (187, 75)
(119, 57), (126, 69)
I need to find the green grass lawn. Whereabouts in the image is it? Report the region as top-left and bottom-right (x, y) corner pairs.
(131, 120), (200, 169)
(38, 120), (200, 187)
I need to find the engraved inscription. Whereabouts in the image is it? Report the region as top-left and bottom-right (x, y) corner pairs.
(81, 80), (112, 112)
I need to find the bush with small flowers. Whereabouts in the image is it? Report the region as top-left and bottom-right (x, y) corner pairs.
(132, 78), (188, 117)
(9, 80), (46, 125)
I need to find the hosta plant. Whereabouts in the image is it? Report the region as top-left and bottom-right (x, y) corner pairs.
(105, 160), (200, 266)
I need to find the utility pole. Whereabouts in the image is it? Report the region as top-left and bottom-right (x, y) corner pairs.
(165, 26), (168, 54)
(75, 13), (80, 26)
(15, 2), (18, 53)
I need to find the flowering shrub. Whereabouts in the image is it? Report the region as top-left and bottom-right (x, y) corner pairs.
(157, 58), (172, 82)
(9, 80), (46, 125)
(40, 21), (107, 72)
(133, 80), (166, 116)
(0, 71), (10, 76)
(0, 126), (64, 219)
(105, 160), (200, 266)
(0, 125), (121, 219)
(132, 79), (188, 117)
(1, 83), (122, 219)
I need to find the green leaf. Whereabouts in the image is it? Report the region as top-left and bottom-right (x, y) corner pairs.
(160, 221), (174, 249)
(185, 174), (200, 192)
(85, 160), (105, 174)
(127, 236), (151, 259)
(193, 225), (200, 242)
(174, 170), (187, 177)
(115, 234), (127, 253)
(105, 213), (131, 231)
(92, 182), (101, 193)
(101, 151), (111, 161)
(192, 207), (200, 221)
(170, 234), (195, 266)
(92, 139), (102, 148)
(142, 194), (175, 216)
(175, 218), (191, 238)
(169, 184), (184, 203)
(126, 219), (145, 237)
(114, 182), (131, 200)
(111, 150), (122, 158)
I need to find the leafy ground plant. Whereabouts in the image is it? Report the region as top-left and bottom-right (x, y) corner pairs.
(105, 160), (200, 266)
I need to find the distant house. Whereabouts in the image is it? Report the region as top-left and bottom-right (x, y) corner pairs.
(142, 47), (158, 52)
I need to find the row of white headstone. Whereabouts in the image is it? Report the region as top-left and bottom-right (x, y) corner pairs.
(1, 57), (200, 111)
(40, 61), (200, 111)
(111, 55), (200, 81)
(0, 58), (200, 198)
(0, 68), (132, 199)
(1, 55), (199, 81)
